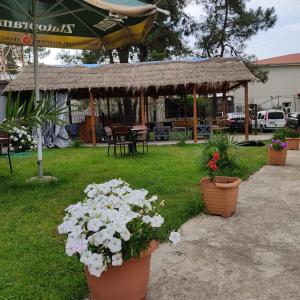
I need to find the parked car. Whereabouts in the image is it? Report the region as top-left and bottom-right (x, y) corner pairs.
(226, 113), (252, 133)
(286, 112), (300, 130)
(254, 110), (286, 132)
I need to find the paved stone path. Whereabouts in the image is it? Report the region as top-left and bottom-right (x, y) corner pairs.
(84, 134), (273, 147)
(148, 151), (300, 300)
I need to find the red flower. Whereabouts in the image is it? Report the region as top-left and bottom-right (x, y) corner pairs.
(212, 152), (220, 161)
(207, 160), (218, 171)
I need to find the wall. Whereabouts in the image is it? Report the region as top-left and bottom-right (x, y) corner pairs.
(233, 65), (300, 112)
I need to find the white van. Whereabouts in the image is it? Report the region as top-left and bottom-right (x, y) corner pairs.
(255, 110), (286, 132)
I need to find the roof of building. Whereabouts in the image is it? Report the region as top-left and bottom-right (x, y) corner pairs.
(255, 53), (300, 66)
(4, 58), (255, 97)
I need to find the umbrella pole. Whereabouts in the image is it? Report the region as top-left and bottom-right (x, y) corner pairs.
(33, 2), (43, 178)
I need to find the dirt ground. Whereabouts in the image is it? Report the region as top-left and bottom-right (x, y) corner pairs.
(148, 151), (300, 300)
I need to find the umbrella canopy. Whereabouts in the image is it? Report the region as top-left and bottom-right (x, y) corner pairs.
(0, 0), (157, 50)
(0, 0), (158, 178)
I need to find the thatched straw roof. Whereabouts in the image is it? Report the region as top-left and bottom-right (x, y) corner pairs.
(5, 58), (255, 97)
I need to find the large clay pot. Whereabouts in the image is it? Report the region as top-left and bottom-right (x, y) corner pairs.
(85, 240), (159, 300)
(268, 147), (287, 166)
(200, 176), (242, 218)
(286, 138), (300, 150)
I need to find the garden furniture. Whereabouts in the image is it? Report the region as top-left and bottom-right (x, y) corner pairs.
(104, 126), (114, 157)
(0, 135), (13, 173)
(154, 126), (171, 141)
(197, 125), (212, 139)
(171, 127), (187, 140)
(112, 126), (135, 157)
(131, 125), (148, 153)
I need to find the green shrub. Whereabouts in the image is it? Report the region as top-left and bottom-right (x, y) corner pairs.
(273, 128), (286, 141)
(201, 134), (240, 170)
(285, 128), (300, 138)
(71, 138), (82, 148)
(176, 135), (187, 147)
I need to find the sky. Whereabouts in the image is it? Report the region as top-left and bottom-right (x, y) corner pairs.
(43, 0), (300, 64)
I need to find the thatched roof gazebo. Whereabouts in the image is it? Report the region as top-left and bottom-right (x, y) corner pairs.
(5, 57), (255, 144)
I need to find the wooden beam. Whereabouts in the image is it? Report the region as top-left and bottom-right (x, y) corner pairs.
(89, 90), (97, 146)
(140, 90), (145, 125)
(226, 81), (244, 92)
(193, 85), (198, 144)
(244, 82), (249, 141)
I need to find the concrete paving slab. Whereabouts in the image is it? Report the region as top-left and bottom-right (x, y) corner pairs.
(148, 151), (300, 300)
(84, 134), (273, 147)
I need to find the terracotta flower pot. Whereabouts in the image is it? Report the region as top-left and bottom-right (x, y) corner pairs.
(85, 240), (159, 300)
(200, 176), (242, 218)
(286, 138), (300, 150)
(268, 147), (287, 166)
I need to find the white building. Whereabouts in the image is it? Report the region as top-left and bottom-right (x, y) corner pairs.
(234, 53), (300, 113)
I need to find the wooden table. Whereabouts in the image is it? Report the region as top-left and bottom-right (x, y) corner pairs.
(130, 127), (147, 154)
(0, 137), (13, 173)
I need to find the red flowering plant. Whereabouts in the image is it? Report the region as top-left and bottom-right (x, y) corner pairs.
(207, 151), (220, 182)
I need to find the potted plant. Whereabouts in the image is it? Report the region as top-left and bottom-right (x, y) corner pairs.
(58, 179), (179, 300)
(285, 128), (300, 150)
(200, 150), (242, 218)
(268, 139), (288, 165)
(200, 134), (242, 218)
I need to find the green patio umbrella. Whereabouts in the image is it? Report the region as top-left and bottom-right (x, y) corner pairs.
(0, 0), (159, 177)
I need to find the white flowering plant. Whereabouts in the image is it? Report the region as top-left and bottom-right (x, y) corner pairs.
(58, 179), (168, 278)
(9, 126), (37, 152)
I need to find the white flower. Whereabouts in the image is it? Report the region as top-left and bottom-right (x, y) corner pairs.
(150, 215), (164, 228)
(88, 230), (109, 246)
(13, 137), (18, 142)
(10, 135), (14, 139)
(19, 134), (22, 138)
(142, 215), (152, 224)
(169, 231), (181, 245)
(65, 237), (88, 256)
(149, 195), (158, 202)
(19, 145), (23, 149)
(120, 228), (131, 241)
(21, 139), (25, 144)
(106, 237), (122, 253)
(80, 250), (93, 265)
(112, 253), (123, 266)
(87, 218), (103, 232)
(88, 264), (106, 278)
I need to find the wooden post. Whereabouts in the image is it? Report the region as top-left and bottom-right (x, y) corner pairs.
(140, 90), (145, 125)
(89, 90), (97, 146)
(244, 82), (249, 141)
(193, 85), (198, 144)
(146, 97), (149, 124)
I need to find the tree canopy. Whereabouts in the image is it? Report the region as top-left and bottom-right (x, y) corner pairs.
(195, 0), (277, 58)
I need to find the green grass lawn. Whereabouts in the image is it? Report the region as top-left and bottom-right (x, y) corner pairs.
(0, 144), (267, 299)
